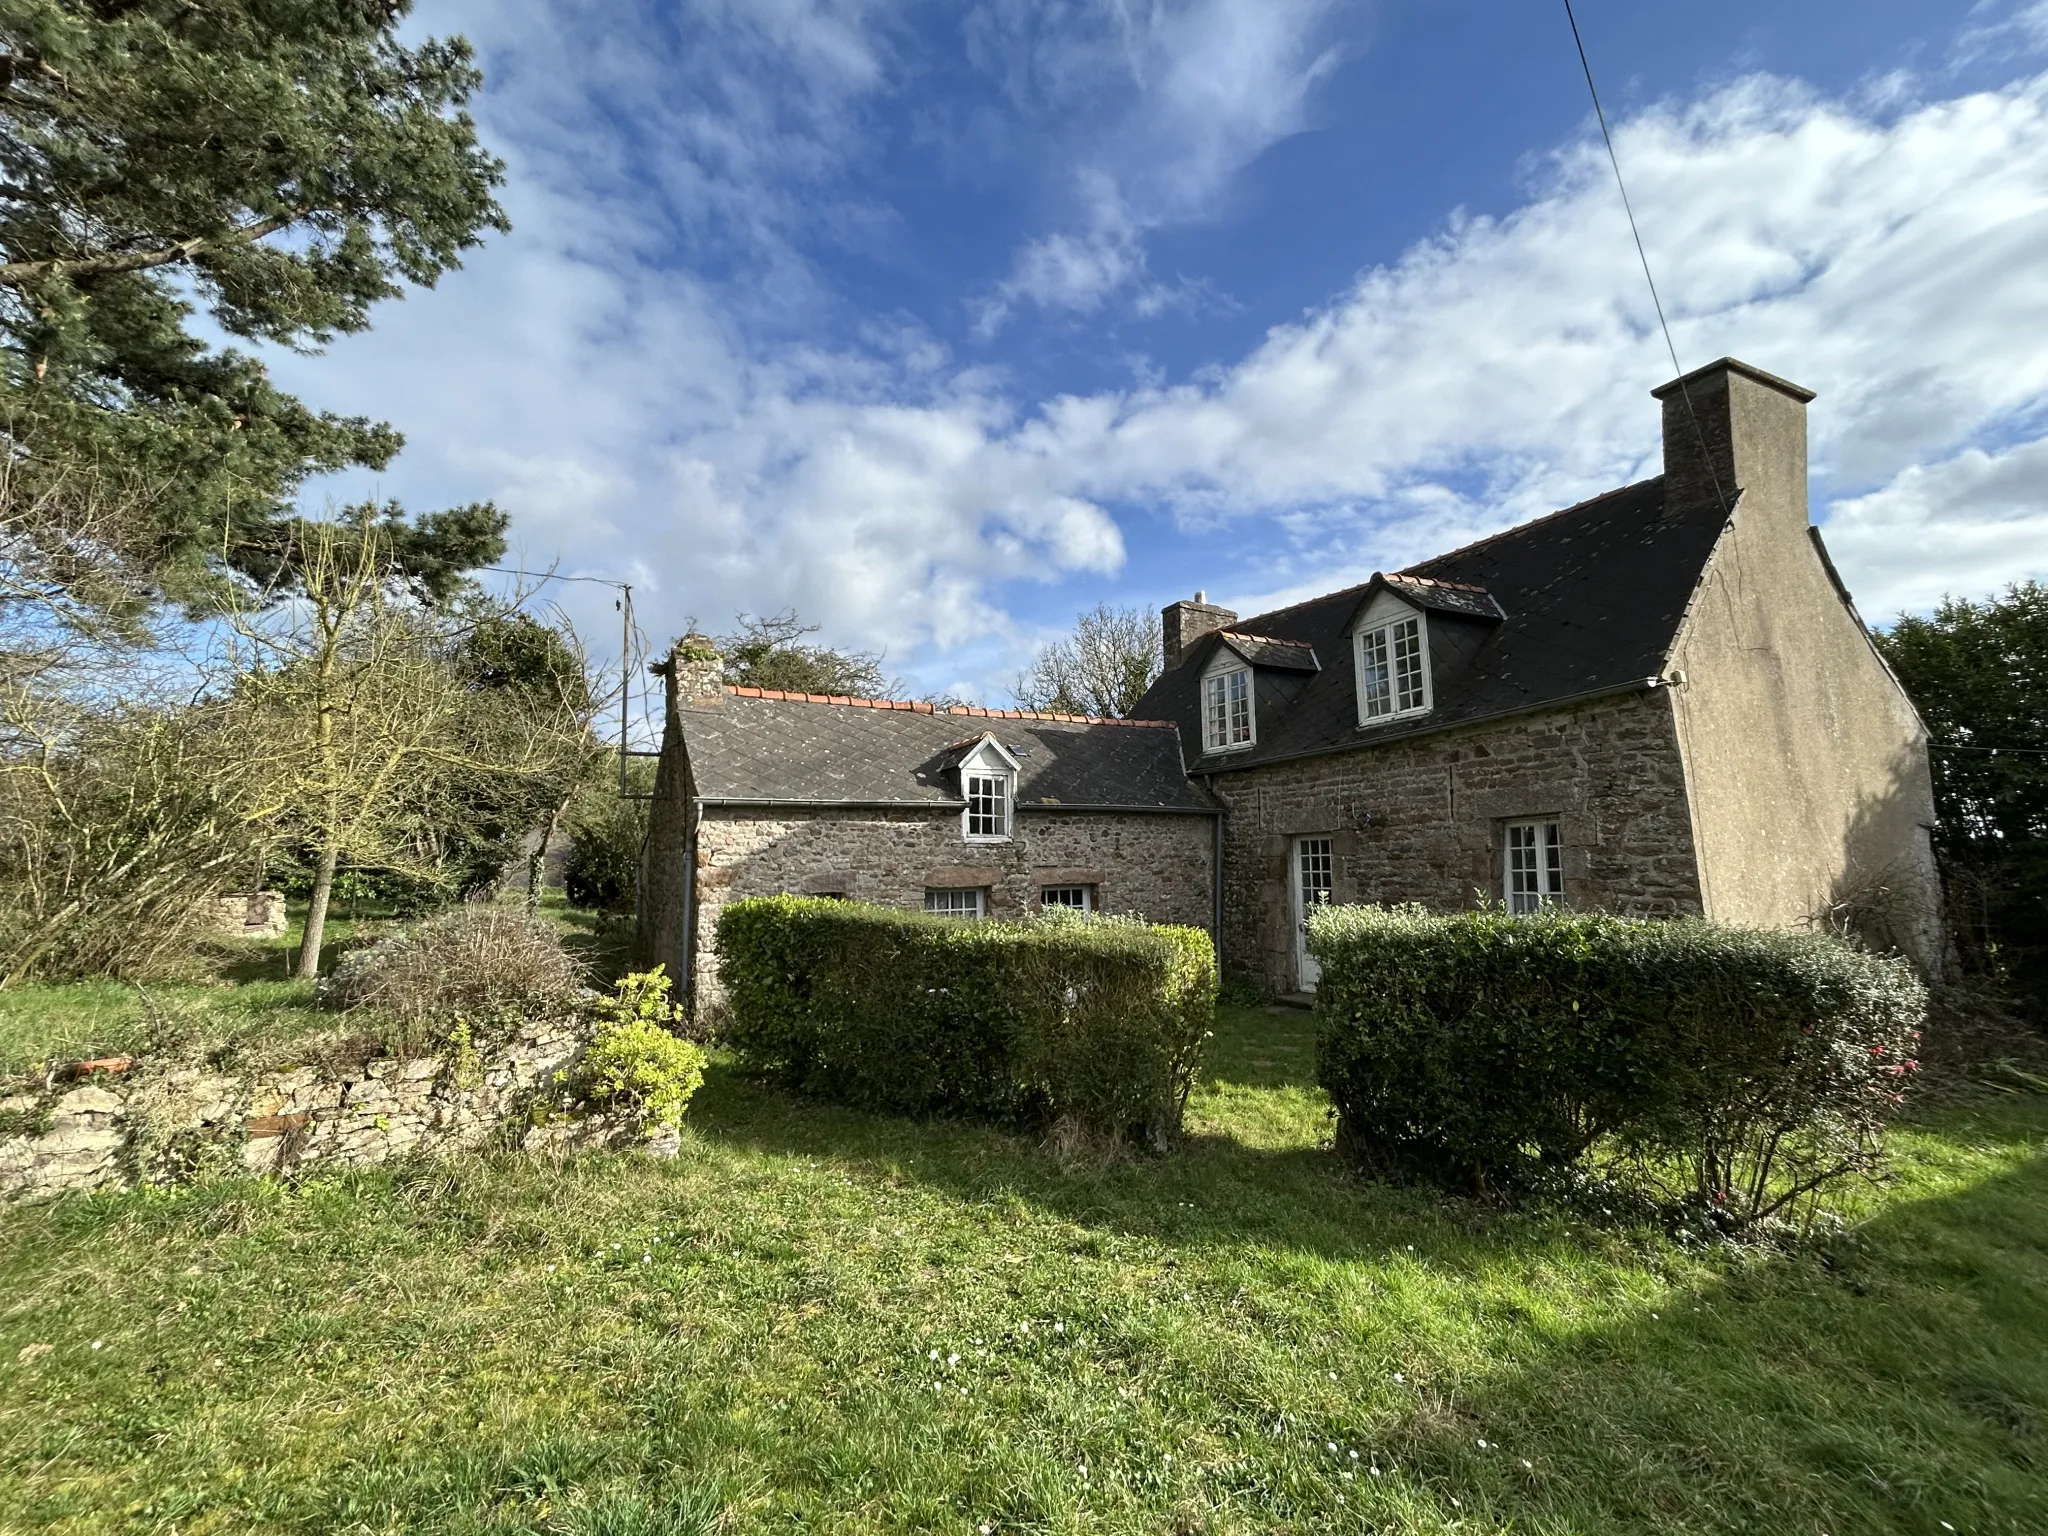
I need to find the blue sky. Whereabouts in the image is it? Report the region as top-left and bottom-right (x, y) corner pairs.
(266, 0), (2048, 714)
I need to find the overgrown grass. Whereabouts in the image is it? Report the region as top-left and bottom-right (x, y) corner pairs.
(0, 898), (634, 1076)
(2, 1001), (2046, 1534)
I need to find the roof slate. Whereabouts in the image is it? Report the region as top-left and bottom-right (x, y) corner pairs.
(1131, 475), (1730, 772)
(1217, 632), (1321, 671)
(681, 691), (1216, 812)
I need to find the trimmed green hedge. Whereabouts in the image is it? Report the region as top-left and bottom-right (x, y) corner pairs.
(716, 897), (1216, 1145)
(1308, 905), (1927, 1224)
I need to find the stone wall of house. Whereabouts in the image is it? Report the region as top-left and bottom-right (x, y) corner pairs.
(1208, 687), (1703, 994)
(208, 890), (288, 939)
(0, 1015), (661, 1204)
(687, 806), (1217, 1004)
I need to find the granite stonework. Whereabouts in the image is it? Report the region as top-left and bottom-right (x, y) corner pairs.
(1209, 688), (1704, 994)
(0, 1014), (659, 1204)
(209, 890), (289, 939)
(687, 804), (1217, 1004)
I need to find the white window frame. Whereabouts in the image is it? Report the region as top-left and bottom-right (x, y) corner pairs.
(925, 887), (987, 919)
(1039, 884), (1095, 912)
(1202, 661), (1255, 753)
(1504, 819), (1563, 915)
(1356, 609), (1431, 724)
(957, 737), (1018, 843)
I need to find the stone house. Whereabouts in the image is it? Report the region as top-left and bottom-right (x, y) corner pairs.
(1130, 356), (1942, 992)
(641, 357), (1943, 1002)
(637, 667), (1220, 1005)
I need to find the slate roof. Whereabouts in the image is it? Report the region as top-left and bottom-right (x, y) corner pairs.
(1217, 632), (1321, 671)
(1379, 574), (1509, 621)
(680, 690), (1216, 812)
(1131, 474), (1732, 773)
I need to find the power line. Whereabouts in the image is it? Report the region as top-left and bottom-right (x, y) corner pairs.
(1560, 1), (1732, 518)
(475, 565), (628, 589)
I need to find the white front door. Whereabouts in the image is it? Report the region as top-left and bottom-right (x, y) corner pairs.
(1293, 836), (1334, 990)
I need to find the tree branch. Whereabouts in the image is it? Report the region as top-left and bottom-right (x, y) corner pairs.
(0, 211), (302, 287)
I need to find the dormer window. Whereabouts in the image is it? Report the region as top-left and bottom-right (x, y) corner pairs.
(1358, 613), (1430, 722)
(964, 769), (1010, 840)
(946, 734), (1020, 842)
(1203, 665), (1254, 752)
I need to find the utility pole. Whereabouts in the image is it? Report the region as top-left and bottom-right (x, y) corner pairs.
(618, 584), (634, 797)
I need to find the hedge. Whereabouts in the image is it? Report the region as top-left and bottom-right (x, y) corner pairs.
(716, 897), (1216, 1145)
(1308, 905), (1927, 1224)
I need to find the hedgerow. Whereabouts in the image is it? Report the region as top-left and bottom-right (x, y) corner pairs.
(716, 897), (1216, 1146)
(1308, 905), (1927, 1228)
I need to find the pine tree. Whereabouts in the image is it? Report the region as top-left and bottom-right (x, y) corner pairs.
(0, 1), (509, 601)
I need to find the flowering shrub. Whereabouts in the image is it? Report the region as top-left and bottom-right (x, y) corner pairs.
(578, 967), (705, 1134)
(1309, 905), (1926, 1228)
(716, 897), (1216, 1146)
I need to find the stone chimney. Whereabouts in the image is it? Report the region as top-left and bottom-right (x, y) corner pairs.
(1162, 591), (1237, 671)
(1653, 358), (1815, 544)
(669, 633), (726, 712)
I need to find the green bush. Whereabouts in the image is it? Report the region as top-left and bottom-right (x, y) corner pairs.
(716, 897), (1216, 1146)
(1309, 905), (1927, 1227)
(562, 766), (652, 912)
(578, 967), (705, 1135)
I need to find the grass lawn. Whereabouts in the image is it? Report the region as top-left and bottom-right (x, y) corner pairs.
(0, 900), (637, 1078)
(3, 995), (2046, 1534)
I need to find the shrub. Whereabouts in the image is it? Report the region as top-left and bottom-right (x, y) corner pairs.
(1309, 905), (1927, 1227)
(716, 897), (1216, 1146)
(577, 967), (705, 1134)
(320, 905), (585, 1025)
(562, 765), (652, 912)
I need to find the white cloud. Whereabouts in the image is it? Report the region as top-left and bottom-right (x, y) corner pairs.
(1822, 437), (2048, 620)
(991, 69), (2048, 615)
(277, 8), (2048, 706)
(975, 0), (1348, 321)
(1955, 1), (2048, 66)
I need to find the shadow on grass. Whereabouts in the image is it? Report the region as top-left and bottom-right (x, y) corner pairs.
(549, 904), (638, 988)
(1360, 1123), (2048, 1532)
(679, 1010), (1463, 1272)
(71, 1092), (2043, 1535)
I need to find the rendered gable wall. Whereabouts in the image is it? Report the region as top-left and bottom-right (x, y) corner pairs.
(1658, 364), (1944, 970)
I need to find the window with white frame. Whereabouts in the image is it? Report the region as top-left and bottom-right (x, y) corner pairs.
(1504, 820), (1563, 914)
(925, 887), (986, 919)
(1039, 884), (1094, 912)
(963, 770), (1011, 841)
(1358, 614), (1430, 721)
(1203, 666), (1254, 752)
(954, 736), (1019, 843)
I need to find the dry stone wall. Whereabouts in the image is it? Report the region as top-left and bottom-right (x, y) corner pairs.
(1210, 688), (1704, 993)
(0, 1014), (661, 1204)
(688, 806), (1217, 1003)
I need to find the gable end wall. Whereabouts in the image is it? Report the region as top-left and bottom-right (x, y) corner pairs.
(1206, 689), (1703, 993)
(1665, 518), (1944, 970)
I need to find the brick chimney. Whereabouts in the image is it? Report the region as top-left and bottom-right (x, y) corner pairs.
(669, 633), (725, 713)
(1653, 358), (1815, 544)
(1162, 591), (1237, 670)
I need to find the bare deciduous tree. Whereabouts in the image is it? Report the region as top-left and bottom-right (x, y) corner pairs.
(1013, 603), (1162, 718)
(220, 517), (599, 977)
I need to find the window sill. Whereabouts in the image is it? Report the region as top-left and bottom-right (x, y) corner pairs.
(1357, 707), (1432, 728)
